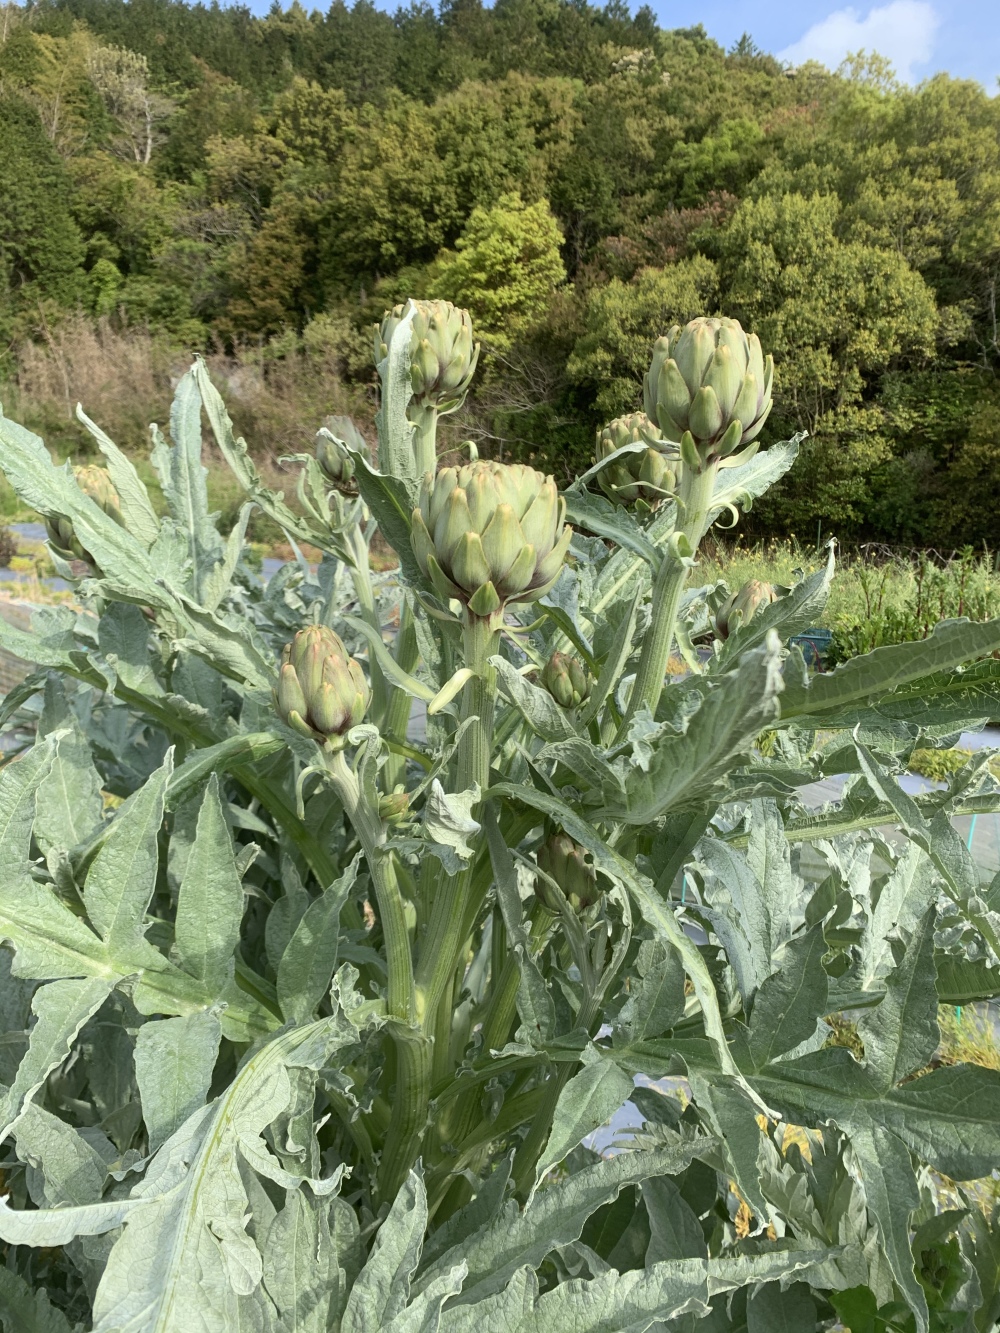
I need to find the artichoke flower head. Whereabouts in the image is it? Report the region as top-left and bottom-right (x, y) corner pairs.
(45, 464), (125, 565)
(275, 624), (371, 747)
(541, 651), (593, 709)
(411, 460), (571, 624)
(715, 579), (781, 639)
(594, 411), (678, 510)
(535, 832), (602, 914)
(375, 299), (479, 418)
(645, 316), (773, 465)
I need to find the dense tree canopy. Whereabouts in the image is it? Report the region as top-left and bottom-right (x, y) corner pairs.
(1, 0), (999, 541)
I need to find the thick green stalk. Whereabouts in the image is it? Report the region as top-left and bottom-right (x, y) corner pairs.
(619, 464), (717, 732)
(382, 598), (418, 790)
(412, 618), (499, 1106)
(322, 747), (427, 1199)
(411, 406), (439, 476)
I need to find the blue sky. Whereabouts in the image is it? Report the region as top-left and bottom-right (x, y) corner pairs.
(244, 0), (1000, 93)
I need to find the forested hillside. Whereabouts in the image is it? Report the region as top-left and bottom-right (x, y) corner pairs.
(1, 0), (999, 541)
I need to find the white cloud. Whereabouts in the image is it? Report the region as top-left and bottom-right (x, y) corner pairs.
(778, 1), (939, 83)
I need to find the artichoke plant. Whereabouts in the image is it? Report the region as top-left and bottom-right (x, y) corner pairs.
(375, 299), (479, 418)
(411, 460), (571, 621)
(535, 832), (601, 914)
(715, 578), (781, 639)
(644, 316), (773, 463)
(541, 650), (593, 708)
(274, 624), (371, 745)
(594, 412), (677, 509)
(45, 463), (124, 563)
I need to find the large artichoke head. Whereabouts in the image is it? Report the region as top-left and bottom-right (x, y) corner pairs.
(644, 317), (773, 464)
(541, 651), (593, 709)
(374, 299), (480, 417)
(411, 461), (571, 621)
(594, 412), (677, 509)
(275, 625), (371, 747)
(715, 579), (780, 639)
(45, 464), (124, 563)
(535, 832), (601, 914)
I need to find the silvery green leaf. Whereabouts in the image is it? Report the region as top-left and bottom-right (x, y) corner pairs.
(563, 491), (659, 569)
(422, 781), (480, 874)
(14, 1100), (109, 1205)
(202, 502), (254, 612)
(173, 774), (245, 993)
(88, 1015), (359, 1333)
(746, 926), (828, 1070)
(0, 872), (113, 982)
(76, 403), (160, 549)
(260, 1189), (343, 1333)
(419, 1153), (513, 1273)
(850, 1121), (927, 1333)
(780, 616), (1000, 722)
(341, 1168), (427, 1333)
(0, 977), (112, 1142)
(579, 585), (641, 728)
(711, 436), (801, 516)
(642, 1176), (706, 1262)
(0, 1265), (77, 1333)
(746, 1280), (818, 1333)
(515, 953), (555, 1046)
(83, 750), (172, 951)
(532, 1054), (633, 1191)
(483, 808), (527, 948)
(0, 1186), (140, 1247)
(98, 602), (163, 695)
(165, 732), (284, 812)
(134, 1012), (222, 1153)
(858, 906), (938, 1093)
(616, 939), (686, 1044)
(419, 1143), (707, 1308)
(277, 856), (358, 1024)
(0, 735), (54, 864)
(609, 635), (784, 822)
(491, 657), (577, 742)
(382, 1265), (467, 1333)
(374, 303), (418, 486)
(34, 719), (104, 857)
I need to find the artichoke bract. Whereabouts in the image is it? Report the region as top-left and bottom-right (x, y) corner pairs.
(375, 300), (480, 418)
(715, 579), (780, 639)
(45, 464), (125, 563)
(644, 317), (773, 463)
(594, 412), (677, 509)
(535, 832), (601, 914)
(316, 417), (369, 488)
(541, 651), (593, 709)
(275, 625), (371, 746)
(411, 461), (571, 621)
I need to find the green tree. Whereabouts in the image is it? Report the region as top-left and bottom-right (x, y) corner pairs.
(429, 191), (566, 345)
(0, 95), (86, 331)
(567, 254), (718, 418)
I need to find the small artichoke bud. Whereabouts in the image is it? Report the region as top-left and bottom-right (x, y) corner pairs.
(715, 580), (779, 639)
(45, 464), (125, 563)
(541, 651), (593, 709)
(644, 317), (773, 464)
(374, 300), (480, 417)
(274, 625), (371, 746)
(316, 417), (369, 489)
(378, 788), (410, 822)
(535, 832), (601, 914)
(594, 412), (678, 509)
(411, 460), (572, 621)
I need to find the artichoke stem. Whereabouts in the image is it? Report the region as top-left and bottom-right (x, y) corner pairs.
(381, 597), (418, 790)
(411, 405), (439, 477)
(619, 463), (717, 733)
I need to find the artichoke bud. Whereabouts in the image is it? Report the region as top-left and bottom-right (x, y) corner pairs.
(274, 625), (371, 746)
(644, 317), (773, 464)
(594, 412), (678, 509)
(316, 417), (368, 489)
(378, 788), (410, 822)
(541, 651), (593, 709)
(535, 832), (601, 915)
(374, 299), (480, 416)
(411, 461), (571, 623)
(715, 580), (779, 640)
(45, 465), (124, 564)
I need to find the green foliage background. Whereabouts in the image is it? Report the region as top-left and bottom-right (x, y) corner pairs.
(2, 0), (1000, 542)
